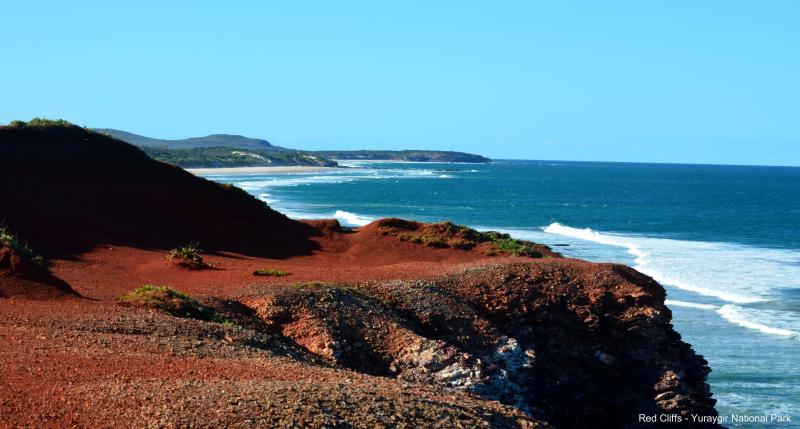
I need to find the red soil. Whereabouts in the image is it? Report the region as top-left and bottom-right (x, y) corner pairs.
(44, 219), (523, 300)
(0, 223), (549, 428)
(0, 125), (718, 428)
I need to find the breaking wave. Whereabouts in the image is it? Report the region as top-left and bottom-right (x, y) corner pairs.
(542, 222), (800, 339)
(333, 210), (375, 227)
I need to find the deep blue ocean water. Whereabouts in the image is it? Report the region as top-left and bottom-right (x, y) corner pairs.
(202, 160), (800, 427)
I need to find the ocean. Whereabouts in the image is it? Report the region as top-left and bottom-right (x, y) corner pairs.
(201, 160), (800, 427)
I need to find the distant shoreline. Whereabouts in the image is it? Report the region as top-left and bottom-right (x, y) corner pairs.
(187, 166), (344, 175)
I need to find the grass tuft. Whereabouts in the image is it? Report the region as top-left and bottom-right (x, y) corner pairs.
(167, 243), (208, 268)
(118, 285), (217, 321)
(253, 269), (291, 277)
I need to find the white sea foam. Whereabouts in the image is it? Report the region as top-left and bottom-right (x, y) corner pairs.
(335, 160), (367, 168)
(333, 210), (375, 227)
(237, 175), (356, 189)
(541, 222), (800, 339)
(276, 207), (330, 220)
(542, 223), (769, 304)
(665, 300), (718, 310)
(717, 305), (798, 338)
(232, 168), (447, 190)
(257, 193), (277, 204)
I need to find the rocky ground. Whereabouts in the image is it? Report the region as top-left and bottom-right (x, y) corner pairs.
(0, 232), (720, 428)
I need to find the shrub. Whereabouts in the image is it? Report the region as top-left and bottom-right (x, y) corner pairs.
(167, 243), (208, 268)
(380, 218), (545, 258)
(451, 239), (476, 250)
(253, 269), (291, 277)
(455, 227), (543, 257)
(436, 220), (465, 235)
(0, 227), (44, 266)
(422, 236), (449, 248)
(7, 118), (75, 128)
(491, 237), (542, 257)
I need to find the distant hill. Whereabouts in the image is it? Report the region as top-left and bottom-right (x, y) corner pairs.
(96, 128), (286, 151)
(96, 128), (334, 168)
(96, 128), (491, 166)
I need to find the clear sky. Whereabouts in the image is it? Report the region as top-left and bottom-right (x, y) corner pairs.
(2, 1), (799, 165)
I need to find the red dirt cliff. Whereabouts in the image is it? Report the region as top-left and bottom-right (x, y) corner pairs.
(0, 124), (719, 428)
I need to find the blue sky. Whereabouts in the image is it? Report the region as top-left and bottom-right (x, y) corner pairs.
(2, 1), (799, 165)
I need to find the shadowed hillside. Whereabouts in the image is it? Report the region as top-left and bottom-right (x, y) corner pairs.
(0, 120), (318, 257)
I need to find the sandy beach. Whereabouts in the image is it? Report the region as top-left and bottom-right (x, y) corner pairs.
(187, 166), (344, 175)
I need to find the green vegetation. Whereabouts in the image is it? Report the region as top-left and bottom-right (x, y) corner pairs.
(253, 269), (292, 277)
(398, 233), (449, 248)
(167, 243), (208, 268)
(118, 285), (216, 320)
(377, 219), (545, 257)
(0, 227), (44, 266)
(7, 118), (76, 128)
(489, 236), (540, 257)
(455, 225), (544, 257)
(142, 146), (337, 168)
(450, 238), (476, 250)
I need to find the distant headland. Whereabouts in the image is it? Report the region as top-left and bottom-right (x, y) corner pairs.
(95, 128), (491, 168)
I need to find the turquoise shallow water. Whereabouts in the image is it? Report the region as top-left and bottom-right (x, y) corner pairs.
(203, 160), (800, 427)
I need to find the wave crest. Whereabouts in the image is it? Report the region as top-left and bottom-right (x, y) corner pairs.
(543, 222), (765, 304)
(717, 305), (798, 338)
(334, 210), (375, 227)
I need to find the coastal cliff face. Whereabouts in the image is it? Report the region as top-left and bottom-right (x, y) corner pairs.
(243, 261), (718, 428)
(0, 124), (718, 428)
